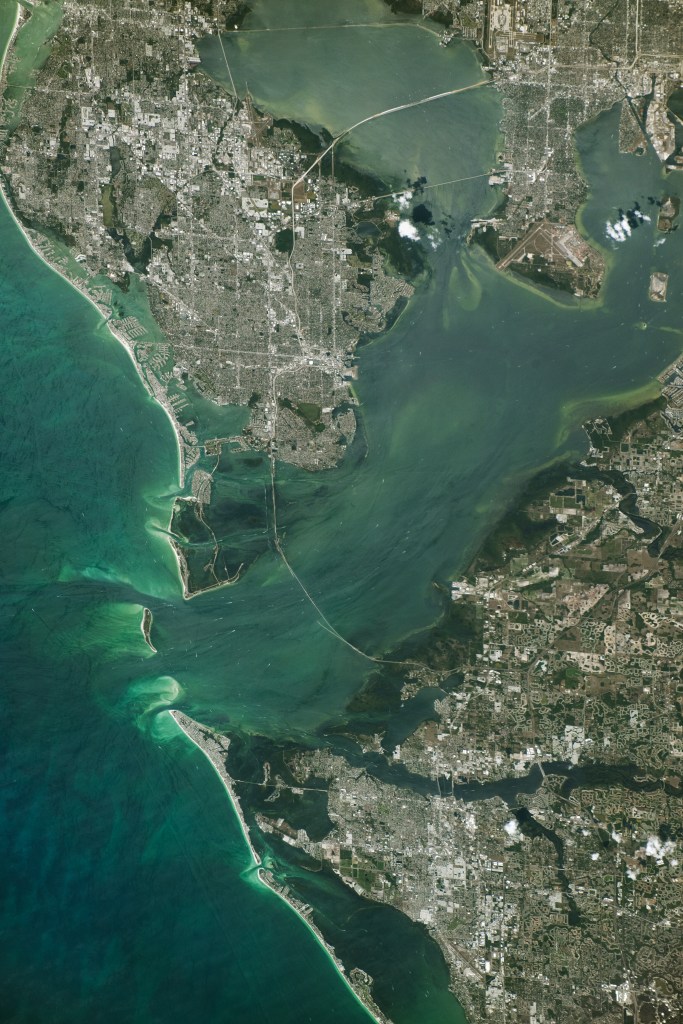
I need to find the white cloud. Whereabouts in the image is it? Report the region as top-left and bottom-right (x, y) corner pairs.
(503, 819), (519, 836)
(644, 836), (676, 863)
(605, 207), (651, 243)
(394, 190), (413, 209)
(398, 219), (419, 241)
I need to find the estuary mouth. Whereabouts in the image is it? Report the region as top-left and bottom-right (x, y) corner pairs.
(2, 0), (683, 1021)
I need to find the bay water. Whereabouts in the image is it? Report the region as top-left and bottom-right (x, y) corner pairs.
(1, 1), (682, 1022)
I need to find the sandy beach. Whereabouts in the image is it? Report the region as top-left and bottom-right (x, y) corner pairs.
(0, 2), (20, 93)
(0, 7), (185, 487)
(0, 174), (191, 598)
(256, 866), (390, 1024)
(0, 4), (192, 602)
(0, 176), (186, 489)
(140, 607), (157, 653)
(168, 710), (262, 867)
(169, 709), (387, 1024)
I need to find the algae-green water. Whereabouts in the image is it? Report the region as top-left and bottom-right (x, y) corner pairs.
(1, 0), (682, 1021)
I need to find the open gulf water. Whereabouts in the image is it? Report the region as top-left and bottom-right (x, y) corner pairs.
(1, 0), (682, 1022)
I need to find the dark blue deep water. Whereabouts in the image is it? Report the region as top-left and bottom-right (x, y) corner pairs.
(1, 1), (682, 1022)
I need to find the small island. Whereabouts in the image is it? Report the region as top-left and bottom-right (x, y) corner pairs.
(140, 608), (157, 653)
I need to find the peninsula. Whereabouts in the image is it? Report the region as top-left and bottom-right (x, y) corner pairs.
(185, 358), (683, 1024)
(0, 0), (413, 595)
(401, 0), (682, 296)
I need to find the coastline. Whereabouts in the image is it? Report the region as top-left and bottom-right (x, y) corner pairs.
(0, 8), (183, 461)
(0, 178), (186, 489)
(0, 1), (20, 93)
(255, 868), (392, 1024)
(5, 3), (681, 1019)
(556, 375), (663, 447)
(0, 0), (190, 599)
(166, 534), (243, 602)
(140, 607), (157, 653)
(0, 175), (191, 598)
(168, 709), (388, 1024)
(168, 710), (262, 866)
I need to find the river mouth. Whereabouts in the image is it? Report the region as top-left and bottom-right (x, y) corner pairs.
(158, 0), (683, 742)
(2, 0), (683, 1021)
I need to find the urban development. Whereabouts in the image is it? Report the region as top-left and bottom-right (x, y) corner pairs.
(1, 0), (682, 1022)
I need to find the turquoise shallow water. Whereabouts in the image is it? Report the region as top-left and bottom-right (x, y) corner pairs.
(2, 0), (683, 1021)
(0, 195), (377, 1023)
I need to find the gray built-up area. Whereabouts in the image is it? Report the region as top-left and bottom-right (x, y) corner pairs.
(254, 366), (683, 1024)
(0, 0), (411, 477)
(425, 0), (682, 293)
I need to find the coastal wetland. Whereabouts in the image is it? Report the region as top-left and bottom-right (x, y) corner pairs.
(1, 0), (682, 1021)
